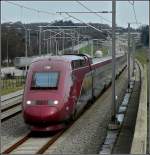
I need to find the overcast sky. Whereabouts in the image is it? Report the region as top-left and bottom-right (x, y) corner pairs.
(1, 1), (149, 28)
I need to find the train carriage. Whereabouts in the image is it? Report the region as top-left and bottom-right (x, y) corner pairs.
(22, 54), (126, 131)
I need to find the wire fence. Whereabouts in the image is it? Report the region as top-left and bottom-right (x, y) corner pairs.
(1, 76), (25, 89)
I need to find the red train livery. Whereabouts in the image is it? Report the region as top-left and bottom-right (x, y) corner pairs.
(22, 54), (126, 131)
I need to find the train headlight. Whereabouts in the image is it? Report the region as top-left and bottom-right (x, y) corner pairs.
(53, 100), (59, 105)
(26, 100), (31, 105)
(26, 100), (36, 105)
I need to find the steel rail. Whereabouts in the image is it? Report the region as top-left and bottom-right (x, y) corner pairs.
(1, 101), (21, 112)
(1, 103), (22, 121)
(36, 130), (65, 154)
(1, 92), (23, 102)
(2, 130), (65, 154)
(2, 132), (32, 154)
(1, 94), (23, 121)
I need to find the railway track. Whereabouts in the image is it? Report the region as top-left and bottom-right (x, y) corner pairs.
(1, 93), (23, 121)
(1, 77), (116, 154)
(2, 130), (65, 154)
(1, 78), (116, 154)
(3, 106), (84, 155)
(2, 67), (127, 154)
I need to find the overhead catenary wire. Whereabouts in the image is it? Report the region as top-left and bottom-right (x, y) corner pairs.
(74, 1), (117, 40)
(65, 13), (103, 33)
(5, 1), (61, 32)
(76, 1), (126, 35)
(76, 1), (112, 24)
(40, 17), (82, 44)
(5, 1), (56, 16)
(4, 0), (113, 54)
(128, 0), (139, 26)
(5, 0), (111, 35)
(5, 0), (80, 46)
(132, 5), (138, 25)
(5, 1), (78, 35)
(44, 11), (109, 42)
(128, 0), (134, 5)
(44, 12), (111, 52)
(62, 13), (113, 40)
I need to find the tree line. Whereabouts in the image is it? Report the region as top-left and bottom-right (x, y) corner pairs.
(1, 20), (148, 66)
(140, 25), (149, 47)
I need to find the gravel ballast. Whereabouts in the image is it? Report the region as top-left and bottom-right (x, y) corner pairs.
(1, 113), (29, 151)
(44, 70), (128, 154)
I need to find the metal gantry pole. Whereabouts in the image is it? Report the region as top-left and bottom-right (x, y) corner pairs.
(49, 38), (52, 54)
(46, 39), (49, 54)
(37, 31), (39, 50)
(6, 33), (9, 67)
(55, 38), (58, 55)
(132, 36), (135, 77)
(57, 39), (59, 54)
(71, 30), (74, 51)
(91, 39), (94, 57)
(63, 30), (65, 54)
(43, 31), (46, 52)
(25, 29), (28, 75)
(49, 31), (51, 54)
(6, 26), (10, 67)
(77, 34), (80, 54)
(39, 26), (42, 55)
(72, 38), (74, 51)
(148, 1), (150, 153)
(128, 23), (131, 89)
(111, 0), (116, 122)
(28, 29), (31, 54)
(51, 39), (52, 55)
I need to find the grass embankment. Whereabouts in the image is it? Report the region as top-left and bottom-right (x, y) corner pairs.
(135, 48), (148, 66)
(79, 44), (108, 56)
(1, 64), (14, 68)
(1, 86), (24, 96)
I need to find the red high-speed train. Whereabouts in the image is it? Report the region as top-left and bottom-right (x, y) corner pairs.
(22, 54), (126, 131)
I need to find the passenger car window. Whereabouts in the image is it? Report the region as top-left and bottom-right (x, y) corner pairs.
(71, 59), (86, 69)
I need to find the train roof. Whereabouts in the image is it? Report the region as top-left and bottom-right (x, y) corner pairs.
(31, 54), (88, 64)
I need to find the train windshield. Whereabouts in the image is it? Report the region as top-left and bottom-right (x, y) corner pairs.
(31, 72), (59, 89)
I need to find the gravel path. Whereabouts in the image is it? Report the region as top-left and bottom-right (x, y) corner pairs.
(1, 113), (29, 151)
(44, 70), (128, 154)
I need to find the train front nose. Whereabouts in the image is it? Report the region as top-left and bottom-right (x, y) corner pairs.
(23, 106), (60, 124)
